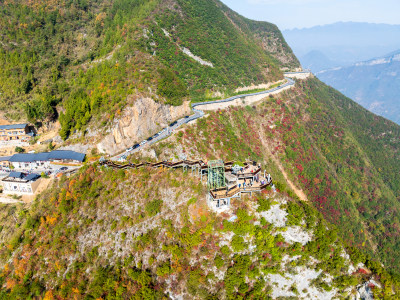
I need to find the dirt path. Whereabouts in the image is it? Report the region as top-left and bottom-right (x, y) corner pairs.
(258, 126), (308, 202)
(274, 158), (308, 202)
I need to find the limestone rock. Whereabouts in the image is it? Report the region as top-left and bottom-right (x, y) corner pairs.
(97, 97), (190, 155)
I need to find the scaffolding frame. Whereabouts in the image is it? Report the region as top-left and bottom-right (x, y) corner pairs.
(207, 160), (226, 191)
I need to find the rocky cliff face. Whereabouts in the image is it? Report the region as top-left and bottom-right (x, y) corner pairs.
(97, 97), (190, 155)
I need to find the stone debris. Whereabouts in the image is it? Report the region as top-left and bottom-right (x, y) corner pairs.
(260, 203), (288, 227)
(267, 266), (337, 299)
(180, 47), (214, 67)
(279, 225), (313, 245)
(356, 282), (374, 300)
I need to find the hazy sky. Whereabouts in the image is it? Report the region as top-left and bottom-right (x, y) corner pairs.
(220, 0), (400, 30)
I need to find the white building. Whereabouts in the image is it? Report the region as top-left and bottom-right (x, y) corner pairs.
(1, 172), (41, 194)
(8, 150), (86, 170)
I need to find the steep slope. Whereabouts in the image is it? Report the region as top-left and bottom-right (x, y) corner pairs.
(1, 1), (400, 298)
(0, 0), (299, 138)
(317, 50), (400, 125)
(0, 165), (390, 298)
(141, 77), (400, 279)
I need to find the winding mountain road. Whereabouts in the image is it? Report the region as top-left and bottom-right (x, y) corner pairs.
(114, 73), (308, 161)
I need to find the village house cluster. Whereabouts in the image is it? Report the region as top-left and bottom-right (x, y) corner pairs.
(0, 150), (85, 195)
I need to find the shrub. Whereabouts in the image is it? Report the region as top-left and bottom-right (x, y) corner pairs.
(221, 245), (231, 257)
(286, 201), (305, 226)
(231, 235), (246, 252)
(214, 255), (224, 268)
(15, 146), (25, 153)
(334, 275), (358, 289)
(257, 196), (272, 212)
(187, 197), (197, 206)
(145, 199), (163, 217)
(156, 261), (171, 277)
(157, 69), (187, 106)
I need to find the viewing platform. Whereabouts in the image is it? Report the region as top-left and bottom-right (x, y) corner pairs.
(207, 160), (272, 209)
(99, 158), (273, 210)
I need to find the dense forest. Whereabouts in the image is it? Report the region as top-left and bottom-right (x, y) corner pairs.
(0, 0), (298, 139)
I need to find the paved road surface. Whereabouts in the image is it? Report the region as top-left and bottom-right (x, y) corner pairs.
(113, 74), (304, 161)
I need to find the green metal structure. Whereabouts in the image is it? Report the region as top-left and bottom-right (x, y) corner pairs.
(207, 160), (226, 191)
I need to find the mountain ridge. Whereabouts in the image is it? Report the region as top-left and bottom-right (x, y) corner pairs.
(0, 1), (400, 298)
(0, 0), (299, 139)
(317, 49), (400, 124)
(283, 22), (400, 71)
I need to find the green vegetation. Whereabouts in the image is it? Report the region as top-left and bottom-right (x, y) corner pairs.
(145, 199), (163, 217)
(1, 0), (399, 297)
(146, 76), (400, 293)
(0, 0), (298, 138)
(1, 162), (394, 298)
(269, 78), (400, 273)
(14, 146), (24, 153)
(157, 69), (187, 106)
(163, 78), (400, 275)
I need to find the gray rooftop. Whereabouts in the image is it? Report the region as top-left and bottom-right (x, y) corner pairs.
(25, 173), (41, 181)
(0, 124), (27, 130)
(9, 153), (49, 163)
(0, 156), (11, 162)
(8, 150), (85, 163)
(48, 150), (85, 162)
(4, 172), (40, 182)
(8, 171), (24, 178)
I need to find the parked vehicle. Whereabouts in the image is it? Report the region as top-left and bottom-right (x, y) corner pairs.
(147, 136), (153, 141)
(133, 144), (140, 149)
(169, 121), (177, 126)
(60, 167), (68, 171)
(139, 140), (147, 146)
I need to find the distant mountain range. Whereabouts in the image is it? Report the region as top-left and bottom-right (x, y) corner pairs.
(283, 22), (400, 72)
(317, 50), (400, 124)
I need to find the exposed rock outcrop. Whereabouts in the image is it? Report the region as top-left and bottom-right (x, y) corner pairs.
(97, 97), (190, 155)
